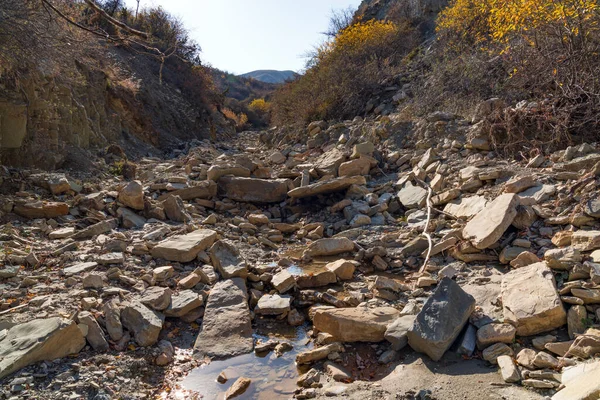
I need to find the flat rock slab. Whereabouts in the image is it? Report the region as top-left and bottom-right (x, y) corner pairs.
(157, 180), (217, 201)
(462, 274), (503, 328)
(501, 262), (567, 336)
(407, 278), (475, 361)
(303, 237), (355, 257)
(517, 185), (556, 206)
(443, 196), (488, 219)
(218, 176), (290, 203)
(554, 153), (600, 172)
(0, 318), (85, 379)
(194, 278), (253, 359)
(288, 176), (366, 199)
(14, 202), (69, 219)
(553, 361), (600, 400)
(151, 229), (217, 263)
(571, 230), (600, 251)
(63, 262), (97, 277)
(207, 165), (250, 182)
(254, 294), (291, 315)
(463, 193), (519, 249)
(313, 307), (400, 342)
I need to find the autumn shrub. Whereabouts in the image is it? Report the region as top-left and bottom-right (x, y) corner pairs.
(222, 108), (248, 131)
(272, 19), (419, 125)
(249, 98), (271, 114)
(431, 0), (600, 152)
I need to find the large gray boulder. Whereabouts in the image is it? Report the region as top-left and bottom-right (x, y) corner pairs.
(408, 278), (476, 361)
(0, 318), (85, 379)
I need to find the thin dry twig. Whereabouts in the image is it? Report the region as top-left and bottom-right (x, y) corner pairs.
(415, 177), (434, 274)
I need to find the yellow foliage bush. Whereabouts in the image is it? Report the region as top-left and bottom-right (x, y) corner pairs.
(248, 98), (271, 114)
(438, 0), (599, 47)
(321, 20), (400, 58)
(222, 108), (248, 131)
(434, 0), (600, 153)
(272, 19), (418, 125)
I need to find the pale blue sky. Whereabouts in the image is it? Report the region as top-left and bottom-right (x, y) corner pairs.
(123, 0), (362, 74)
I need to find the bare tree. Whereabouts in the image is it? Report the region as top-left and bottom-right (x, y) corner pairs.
(322, 7), (356, 38)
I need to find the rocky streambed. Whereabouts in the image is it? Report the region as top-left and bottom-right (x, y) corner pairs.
(0, 109), (599, 400)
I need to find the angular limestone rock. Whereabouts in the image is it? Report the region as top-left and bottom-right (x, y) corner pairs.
(397, 183), (427, 209)
(288, 176), (366, 199)
(303, 238), (355, 257)
(151, 229), (217, 263)
(571, 230), (600, 251)
(254, 294), (291, 315)
(118, 180), (144, 210)
(194, 278), (253, 358)
(0, 318), (85, 379)
(384, 315), (416, 351)
(313, 307), (399, 342)
(407, 278), (475, 361)
(14, 202), (69, 219)
(121, 302), (164, 347)
(218, 177), (290, 203)
(208, 240), (248, 279)
(443, 196), (488, 219)
(158, 180), (217, 201)
(501, 262), (566, 336)
(463, 193), (519, 249)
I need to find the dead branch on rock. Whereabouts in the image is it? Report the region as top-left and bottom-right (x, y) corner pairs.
(415, 177), (433, 275)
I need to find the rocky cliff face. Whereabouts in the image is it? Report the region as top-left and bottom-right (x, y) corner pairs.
(0, 48), (230, 170)
(356, 0), (448, 22)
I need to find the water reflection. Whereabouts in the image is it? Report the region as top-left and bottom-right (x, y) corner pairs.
(183, 322), (312, 400)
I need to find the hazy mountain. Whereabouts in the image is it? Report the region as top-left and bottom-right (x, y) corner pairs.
(239, 70), (298, 84)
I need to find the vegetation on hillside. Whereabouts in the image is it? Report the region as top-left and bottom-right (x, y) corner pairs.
(271, 18), (419, 125)
(432, 0), (600, 151)
(271, 0), (600, 153)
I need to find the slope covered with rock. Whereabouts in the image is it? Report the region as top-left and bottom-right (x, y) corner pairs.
(0, 101), (599, 399)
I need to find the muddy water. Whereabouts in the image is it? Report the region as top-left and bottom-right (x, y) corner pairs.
(182, 321), (313, 400)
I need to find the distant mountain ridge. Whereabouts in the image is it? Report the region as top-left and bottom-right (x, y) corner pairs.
(239, 70), (298, 84)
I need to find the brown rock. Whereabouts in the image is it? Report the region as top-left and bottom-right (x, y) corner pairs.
(118, 180), (144, 210)
(288, 176), (366, 199)
(313, 307), (399, 342)
(14, 201), (69, 219)
(218, 177), (291, 203)
(501, 262), (567, 336)
(151, 229), (217, 263)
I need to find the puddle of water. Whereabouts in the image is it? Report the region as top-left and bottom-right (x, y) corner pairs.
(182, 321), (313, 400)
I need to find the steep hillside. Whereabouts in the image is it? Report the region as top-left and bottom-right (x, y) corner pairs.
(271, 0), (600, 153)
(0, 1), (232, 170)
(240, 70), (298, 84)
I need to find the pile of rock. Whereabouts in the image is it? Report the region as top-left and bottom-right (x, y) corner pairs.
(1, 110), (600, 399)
